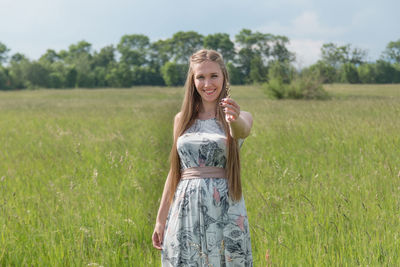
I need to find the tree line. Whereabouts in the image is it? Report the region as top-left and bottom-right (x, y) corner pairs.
(0, 30), (399, 90)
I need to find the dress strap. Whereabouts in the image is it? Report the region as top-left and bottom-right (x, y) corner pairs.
(181, 167), (226, 180)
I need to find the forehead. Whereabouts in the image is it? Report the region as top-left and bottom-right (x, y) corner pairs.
(192, 61), (222, 75)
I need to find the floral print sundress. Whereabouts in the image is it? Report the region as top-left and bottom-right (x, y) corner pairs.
(161, 118), (253, 266)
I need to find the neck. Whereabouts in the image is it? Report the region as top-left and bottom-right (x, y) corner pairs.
(199, 101), (216, 117)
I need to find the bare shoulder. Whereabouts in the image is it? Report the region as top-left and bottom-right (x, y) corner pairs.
(174, 112), (182, 124)
(173, 112), (182, 139)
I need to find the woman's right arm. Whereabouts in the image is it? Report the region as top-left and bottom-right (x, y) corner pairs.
(152, 112), (181, 250)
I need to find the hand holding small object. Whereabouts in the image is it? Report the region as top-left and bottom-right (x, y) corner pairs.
(220, 97), (241, 123)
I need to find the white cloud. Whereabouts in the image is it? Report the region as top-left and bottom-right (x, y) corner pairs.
(256, 11), (349, 66)
(258, 11), (346, 38)
(288, 39), (323, 68)
(292, 11), (344, 36)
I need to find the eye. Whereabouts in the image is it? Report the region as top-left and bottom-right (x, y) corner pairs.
(212, 74), (218, 78)
(196, 75), (204, 80)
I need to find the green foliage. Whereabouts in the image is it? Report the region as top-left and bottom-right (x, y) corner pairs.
(117, 35), (149, 67)
(203, 33), (235, 62)
(249, 55), (268, 83)
(358, 63), (377, 84)
(0, 66), (10, 89)
(227, 62), (244, 85)
(382, 39), (400, 63)
(302, 60), (337, 83)
(2, 32), (400, 90)
(321, 43), (367, 68)
(161, 62), (186, 86)
(375, 60), (397, 83)
(170, 31), (203, 64)
(264, 77), (288, 99)
(0, 41), (9, 65)
(106, 63), (133, 88)
(340, 63), (360, 83)
(264, 75), (329, 100)
(268, 60), (295, 84)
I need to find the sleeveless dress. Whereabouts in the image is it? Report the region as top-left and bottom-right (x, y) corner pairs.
(161, 118), (253, 266)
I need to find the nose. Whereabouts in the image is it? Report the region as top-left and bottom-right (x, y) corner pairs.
(204, 78), (212, 88)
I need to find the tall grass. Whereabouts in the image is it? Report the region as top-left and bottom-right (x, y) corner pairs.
(0, 84), (399, 266)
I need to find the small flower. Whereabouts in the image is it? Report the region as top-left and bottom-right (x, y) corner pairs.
(266, 249), (271, 267)
(236, 215), (245, 231)
(79, 227), (90, 234)
(213, 187), (220, 203)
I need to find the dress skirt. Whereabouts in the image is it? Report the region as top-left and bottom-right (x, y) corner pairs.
(161, 177), (253, 266)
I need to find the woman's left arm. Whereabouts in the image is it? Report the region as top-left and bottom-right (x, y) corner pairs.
(220, 98), (253, 139)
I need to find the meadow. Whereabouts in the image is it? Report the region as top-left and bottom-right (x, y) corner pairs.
(0, 84), (399, 266)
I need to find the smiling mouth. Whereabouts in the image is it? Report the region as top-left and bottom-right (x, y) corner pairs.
(203, 89), (216, 96)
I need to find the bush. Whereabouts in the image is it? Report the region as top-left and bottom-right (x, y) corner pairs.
(302, 60), (337, 83)
(263, 76), (329, 100)
(161, 62), (186, 86)
(268, 60), (295, 84)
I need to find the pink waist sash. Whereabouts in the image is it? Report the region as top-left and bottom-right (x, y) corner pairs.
(181, 166), (226, 180)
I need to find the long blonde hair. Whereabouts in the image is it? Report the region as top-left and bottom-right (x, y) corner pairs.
(168, 49), (242, 202)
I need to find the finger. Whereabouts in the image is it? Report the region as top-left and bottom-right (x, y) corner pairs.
(152, 232), (161, 249)
(224, 111), (239, 122)
(158, 232), (163, 245)
(222, 98), (240, 109)
(222, 104), (240, 114)
(223, 108), (239, 118)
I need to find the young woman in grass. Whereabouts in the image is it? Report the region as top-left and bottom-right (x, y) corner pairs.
(152, 49), (253, 266)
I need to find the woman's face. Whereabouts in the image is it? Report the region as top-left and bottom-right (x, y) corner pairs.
(193, 61), (224, 105)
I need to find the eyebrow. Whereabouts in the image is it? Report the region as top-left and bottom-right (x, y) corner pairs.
(196, 72), (219, 76)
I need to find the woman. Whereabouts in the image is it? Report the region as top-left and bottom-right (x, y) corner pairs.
(152, 49), (253, 266)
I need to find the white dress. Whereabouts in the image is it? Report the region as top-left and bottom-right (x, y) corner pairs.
(161, 118), (253, 266)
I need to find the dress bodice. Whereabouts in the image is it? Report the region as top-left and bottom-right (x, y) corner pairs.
(177, 118), (243, 170)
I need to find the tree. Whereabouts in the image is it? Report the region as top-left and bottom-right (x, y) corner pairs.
(106, 63), (133, 88)
(24, 61), (51, 88)
(161, 62), (186, 86)
(0, 42), (10, 65)
(270, 35), (295, 63)
(148, 39), (172, 69)
(39, 49), (60, 64)
(8, 53), (30, 88)
(382, 39), (400, 63)
(92, 45), (116, 68)
(203, 33), (235, 62)
(235, 29), (294, 83)
(321, 43), (367, 68)
(66, 41), (94, 88)
(235, 29), (273, 59)
(68, 40), (93, 62)
(358, 63), (376, 84)
(339, 63), (359, 83)
(227, 62), (244, 85)
(249, 55), (268, 83)
(169, 31), (203, 64)
(268, 60), (295, 84)
(302, 60), (337, 83)
(0, 66), (10, 89)
(375, 60), (396, 83)
(117, 34), (150, 67)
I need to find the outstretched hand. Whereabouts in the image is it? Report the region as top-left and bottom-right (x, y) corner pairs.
(220, 97), (241, 123)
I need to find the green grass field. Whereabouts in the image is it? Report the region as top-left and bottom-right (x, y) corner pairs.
(1, 84), (399, 266)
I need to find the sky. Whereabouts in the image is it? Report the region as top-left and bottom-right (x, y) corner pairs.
(1, 0), (399, 67)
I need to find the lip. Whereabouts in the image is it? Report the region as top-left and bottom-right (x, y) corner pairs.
(203, 88), (216, 96)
